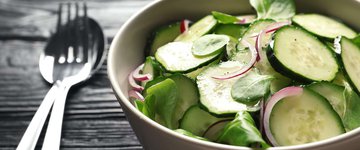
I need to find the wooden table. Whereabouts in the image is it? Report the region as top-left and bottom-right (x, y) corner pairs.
(0, 0), (151, 149)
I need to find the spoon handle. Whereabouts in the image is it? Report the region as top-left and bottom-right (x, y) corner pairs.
(41, 82), (72, 150)
(16, 81), (62, 150)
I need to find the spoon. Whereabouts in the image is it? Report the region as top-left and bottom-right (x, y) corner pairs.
(16, 3), (106, 150)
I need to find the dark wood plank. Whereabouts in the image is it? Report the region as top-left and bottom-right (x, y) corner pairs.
(0, 0), (152, 149)
(0, 0), (151, 40)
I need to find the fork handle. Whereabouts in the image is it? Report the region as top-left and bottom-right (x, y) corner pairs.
(41, 82), (72, 150)
(16, 81), (62, 150)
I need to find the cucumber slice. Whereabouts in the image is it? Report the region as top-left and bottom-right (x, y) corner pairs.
(185, 58), (220, 80)
(269, 88), (345, 146)
(292, 14), (357, 39)
(203, 120), (231, 141)
(268, 26), (339, 82)
(307, 82), (346, 118)
(175, 15), (217, 42)
(196, 61), (260, 115)
(149, 22), (181, 56)
(213, 24), (247, 39)
(169, 74), (199, 127)
(192, 34), (230, 57)
(155, 42), (220, 73)
(180, 105), (232, 137)
(340, 37), (360, 94)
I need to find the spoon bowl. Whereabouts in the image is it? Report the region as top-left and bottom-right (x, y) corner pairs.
(17, 3), (106, 150)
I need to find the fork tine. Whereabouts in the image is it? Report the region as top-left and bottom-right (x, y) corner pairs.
(83, 2), (90, 63)
(73, 2), (81, 62)
(56, 4), (63, 33)
(60, 3), (72, 63)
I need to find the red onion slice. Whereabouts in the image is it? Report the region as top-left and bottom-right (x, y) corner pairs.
(180, 19), (191, 33)
(254, 21), (292, 61)
(128, 90), (144, 101)
(128, 71), (144, 91)
(236, 18), (247, 24)
(263, 86), (303, 146)
(212, 40), (258, 80)
(132, 63), (153, 81)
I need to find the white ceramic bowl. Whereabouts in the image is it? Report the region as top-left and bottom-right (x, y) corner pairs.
(108, 0), (360, 149)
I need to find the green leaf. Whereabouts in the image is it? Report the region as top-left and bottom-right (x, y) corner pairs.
(213, 24), (247, 39)
(134, 100), (144, 112)
(231, 73), (274, 105)
(353, 34), (360, 47)
(145, 78), (179, 129)
(143, 76), (166, 94)
(249, 0), (295, 21)
(143, 95), (156, 120)
(174, 129), (210, 141)
(343, 84), (360, 131)
(143, 74), (199, 129)
(217, 111), (270, 148)
(212, 11), (241, 24)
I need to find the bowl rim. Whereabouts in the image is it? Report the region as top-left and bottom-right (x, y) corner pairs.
(107, 0), (360, 149)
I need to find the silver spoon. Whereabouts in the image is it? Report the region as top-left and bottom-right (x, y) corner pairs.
(17, 3), (106, 150)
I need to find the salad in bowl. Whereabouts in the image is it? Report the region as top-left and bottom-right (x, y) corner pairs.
(109, 0), (360, 149)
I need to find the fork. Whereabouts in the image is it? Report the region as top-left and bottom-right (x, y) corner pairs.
(17, 3), (92, 150)
(41, 3), (93, 150)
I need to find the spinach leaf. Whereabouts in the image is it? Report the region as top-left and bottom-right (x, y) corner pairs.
(217, 111), (270, 148)
(174, 129), (210, 141)
(144, 74), (199, 129)
(231, 73), (274, 105)
(343, 84), (360, 131)
(212, 11), (241, 24)
(143, 95), (156, 120)
(145, 78), (179, 129)
(250, 0), (295, 21)
(134, 100), (144, 112)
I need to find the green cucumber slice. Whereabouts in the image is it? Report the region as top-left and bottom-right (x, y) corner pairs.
(340, 37), (360, 94)
(180, 105), (232, 137)
(175, 15), (217, 42)
(292, 14), (357, 39)
(307, 82), (346, 118)
(269, 88), (345, 146)
(203, 120), (231, 141)
(155, 42), (220, 73)
(196, 61), (260, 115)
(185, 58), (221, 80)
(192, 34), (230, 57)
(268, 26), (339, 82)
(149, 22), (181, 56)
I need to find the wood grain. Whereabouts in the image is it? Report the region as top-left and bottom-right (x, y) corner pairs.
(0, 0), (151, 149)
